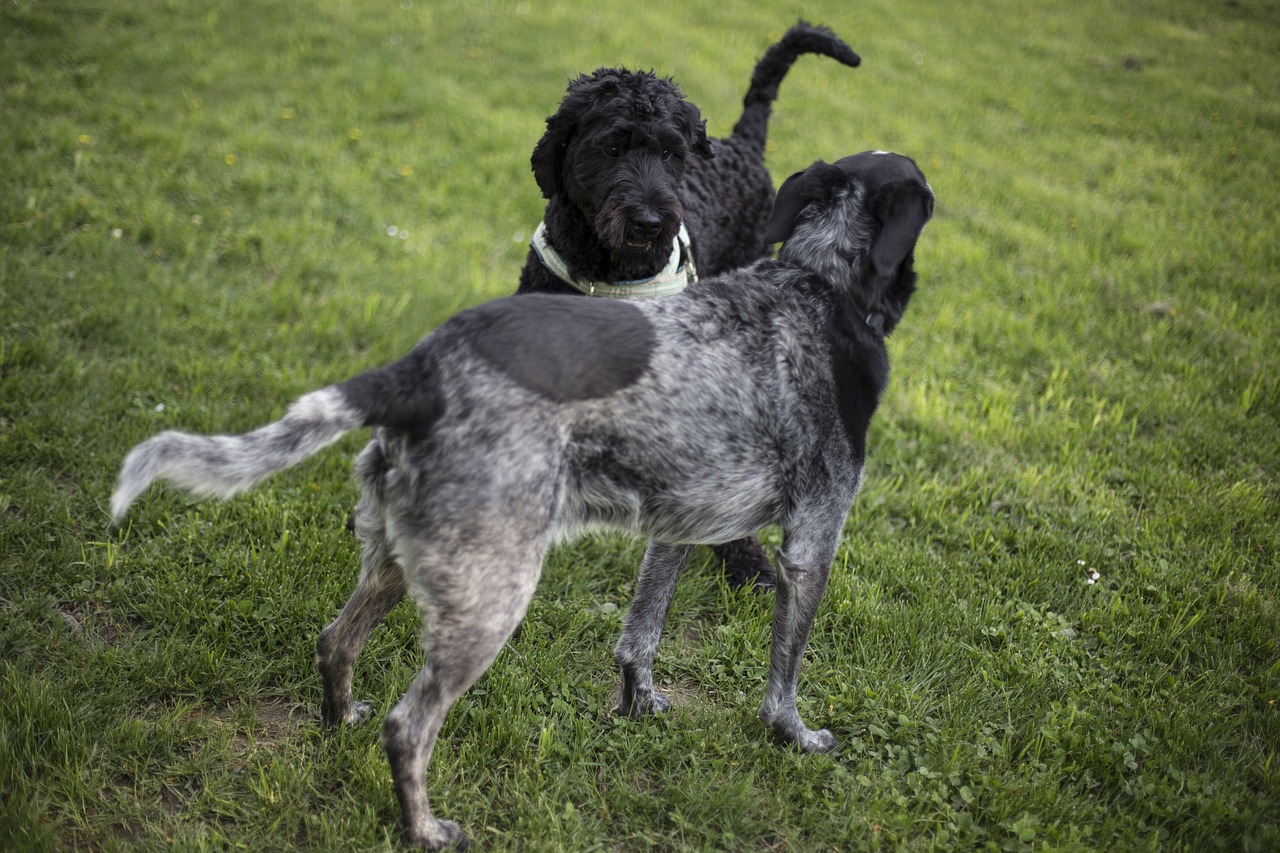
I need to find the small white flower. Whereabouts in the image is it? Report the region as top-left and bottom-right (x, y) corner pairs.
(155, 403), (165, 413)
(111, 228), (123, 239)
(386, 225), (399, 237)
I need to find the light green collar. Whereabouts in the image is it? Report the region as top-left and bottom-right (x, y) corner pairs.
(530, 221), (696, 298)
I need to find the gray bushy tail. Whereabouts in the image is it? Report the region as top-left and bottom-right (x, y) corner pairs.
(731, 21), (861, 156)
(110, 349), (439, 522)
(109, 387), (362, 521)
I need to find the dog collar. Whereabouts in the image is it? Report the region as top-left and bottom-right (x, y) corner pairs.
(531, 221), (696, 298)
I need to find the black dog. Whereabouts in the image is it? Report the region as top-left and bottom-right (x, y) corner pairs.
(518, 21), (861, 588)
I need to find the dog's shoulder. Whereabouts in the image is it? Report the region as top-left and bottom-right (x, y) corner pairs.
(693, 262), (891, 459)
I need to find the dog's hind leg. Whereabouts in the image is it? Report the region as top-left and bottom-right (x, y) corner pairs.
(316, 440), (407, 727)
(615, 541), (693, 718)
(757, 508), (846, 753)
(316, 514), (405, 728)
(382, 537), (546, 850)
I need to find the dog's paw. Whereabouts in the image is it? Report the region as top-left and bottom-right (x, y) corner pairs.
(617, 689), (671, 720)
(714, 537), (776, 590)
(773, 724), (837, 754)
(346, 700), (376, 726)
(796, 727), (837, 754)
(760, 707), (838, 753)
(404, 818), (469, 850)
(321, 699), (375, 729)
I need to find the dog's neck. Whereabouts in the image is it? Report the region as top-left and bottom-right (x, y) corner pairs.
(539, 198), (680, 284)
(534, 199), (695, 297)
(778, 231), (915, 339)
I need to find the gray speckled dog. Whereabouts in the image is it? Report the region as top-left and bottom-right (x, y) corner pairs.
(111, 151), (933, 850)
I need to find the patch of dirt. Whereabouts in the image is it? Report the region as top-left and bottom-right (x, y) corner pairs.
(55, 604), (137, 648)
(159, 782), (185, 814)
(608, 679), (708, 714)
(173, 696), (310, 757)
(246, 697), (308, 748)
(209, 697), (310, 754)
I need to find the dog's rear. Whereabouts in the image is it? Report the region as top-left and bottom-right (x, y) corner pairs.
(682, 21), (861, 276)
(730, 21), (862, 157)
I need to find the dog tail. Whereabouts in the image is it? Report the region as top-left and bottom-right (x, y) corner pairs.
(110, 351), (441, 522)
(731, 21), (861, 155)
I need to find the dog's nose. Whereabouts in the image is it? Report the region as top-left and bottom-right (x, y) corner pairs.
(630, 212), (663, 240)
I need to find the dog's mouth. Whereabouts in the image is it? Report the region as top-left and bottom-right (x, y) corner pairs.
(597, 206), (677, 257)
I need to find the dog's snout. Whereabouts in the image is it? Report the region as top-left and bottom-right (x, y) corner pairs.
(630, 211), (663, 240)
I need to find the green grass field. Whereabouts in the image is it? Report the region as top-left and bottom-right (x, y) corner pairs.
(2, 0), (1277, 849)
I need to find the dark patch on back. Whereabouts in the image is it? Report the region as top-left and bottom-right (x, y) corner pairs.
(465, 294), (656, 402)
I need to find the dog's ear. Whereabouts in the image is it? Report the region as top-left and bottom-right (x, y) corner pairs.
(531, 109), (574, 198)
(532, 73), (606, 197)
(675, 99), (713, 161)
(869, 183), (934, 279)
(765, 161), (841, 244)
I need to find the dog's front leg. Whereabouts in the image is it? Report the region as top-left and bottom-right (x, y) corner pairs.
(615, 541), (693, 718)
(758, 522), (841, 753)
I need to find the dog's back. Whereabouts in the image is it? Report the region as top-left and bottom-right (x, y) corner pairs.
(351, 278), (854, 546)
(554, 274), (852, 542)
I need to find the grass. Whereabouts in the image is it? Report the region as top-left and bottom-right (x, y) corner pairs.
(2, 0), (1277, 849)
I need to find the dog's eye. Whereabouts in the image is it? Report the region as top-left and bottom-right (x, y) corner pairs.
(605, 145), (621, 158)
(660, 148), (673, 161)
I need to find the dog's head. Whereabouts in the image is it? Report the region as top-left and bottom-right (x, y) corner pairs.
(531, 69), (715, 274)
(767, 151), (933, 333)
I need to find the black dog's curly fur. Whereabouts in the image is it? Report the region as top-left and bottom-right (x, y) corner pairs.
(517, 21), (861, 588)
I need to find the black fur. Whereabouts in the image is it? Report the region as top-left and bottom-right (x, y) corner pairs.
(768, 151), (933, 458)
(519, 21), (860, 291)
(338, 352), (444, 440)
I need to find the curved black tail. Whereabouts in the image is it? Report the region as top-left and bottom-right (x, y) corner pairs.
(731, 21), (861, 155)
